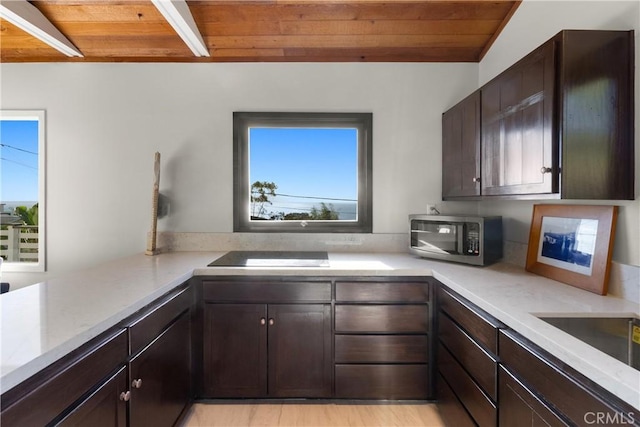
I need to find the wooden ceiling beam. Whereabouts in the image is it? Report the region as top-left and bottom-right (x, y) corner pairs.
(150, 0), (210, 56)
(0, 0), (82, 57)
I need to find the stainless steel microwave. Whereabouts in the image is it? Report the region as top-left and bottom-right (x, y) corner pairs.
(409, 214), (503, 266)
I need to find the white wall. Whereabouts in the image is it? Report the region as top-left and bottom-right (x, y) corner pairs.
(477, 0), (640, 266)
(2, 0), (639, 288)
(1, 62), (477, 282)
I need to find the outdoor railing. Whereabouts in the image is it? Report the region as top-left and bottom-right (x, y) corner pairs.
(0, 225), (39, 262)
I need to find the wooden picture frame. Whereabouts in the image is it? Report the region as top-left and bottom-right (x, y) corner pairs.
(525, 204), (618, 295)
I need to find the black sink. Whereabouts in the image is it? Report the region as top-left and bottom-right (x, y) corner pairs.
(208, 251), (330, 267)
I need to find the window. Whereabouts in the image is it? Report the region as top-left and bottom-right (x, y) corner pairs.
(0, 110), (46, 272)
(233, 112), (372, 233)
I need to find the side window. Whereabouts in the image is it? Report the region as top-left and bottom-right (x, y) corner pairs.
(233, 112), (372, 233)
(1, 110), (46, 271)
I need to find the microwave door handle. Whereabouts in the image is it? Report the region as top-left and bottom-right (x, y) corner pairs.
(457, 224), (464, 254)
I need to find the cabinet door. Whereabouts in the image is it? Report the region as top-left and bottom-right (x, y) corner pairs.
(442, 91), (481, 198)
(129, 311), (191, 427)
(268, 304), (332, 397)
(499, 329), (639, 425)
(203, 304), (267, 397)
(559, 30), (634, 200)
(55, 367), (127, 427)
(482, 40), (556, 196)
(499, 366), (568, 427)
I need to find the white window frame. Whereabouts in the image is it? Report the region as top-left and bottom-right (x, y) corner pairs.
(1, 110), (46, 272)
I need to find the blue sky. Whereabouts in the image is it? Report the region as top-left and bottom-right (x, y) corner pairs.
(1, 120), (39, 203)
(249, 127), (358, 217)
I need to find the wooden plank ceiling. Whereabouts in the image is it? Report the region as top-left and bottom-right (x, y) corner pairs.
(1, 1), (521, 63)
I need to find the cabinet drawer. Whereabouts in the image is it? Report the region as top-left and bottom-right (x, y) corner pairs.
(438, 286), (502, 354)
(499, 330), (639, 425)
(1, 329), (128, 427)
(439, 311), (498, 401)
(129, 285), (191, 355)
(335, 305), (428, 333)
(438, 344), (496, 427)
(203, 280), (331, 302)
(335, 335), (428, 363)
(335, 365), (429, 399)
(437, 373), (477, 427)
(335, 281), (429, 302)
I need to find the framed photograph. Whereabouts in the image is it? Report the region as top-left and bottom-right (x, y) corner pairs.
(525, 204), (618, 295)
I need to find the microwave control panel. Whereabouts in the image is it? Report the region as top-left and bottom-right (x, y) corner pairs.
(464, 223), (480, 255)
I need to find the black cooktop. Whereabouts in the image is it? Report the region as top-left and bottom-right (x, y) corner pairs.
(208, 251), (330, 267)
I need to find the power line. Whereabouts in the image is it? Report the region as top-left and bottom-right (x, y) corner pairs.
(0, 157), (38, 170)
(251, 191), (356, 202)
(277, 193), (357, 202)
(270, 205), (356, 214)
(0, 143), (37, 155)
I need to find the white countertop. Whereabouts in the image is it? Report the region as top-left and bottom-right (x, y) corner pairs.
(1, 251), (638, 410)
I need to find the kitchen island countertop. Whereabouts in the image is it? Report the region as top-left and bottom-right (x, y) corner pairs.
(1, 251), (638, 409)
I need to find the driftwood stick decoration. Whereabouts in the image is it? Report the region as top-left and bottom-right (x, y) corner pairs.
(145, 152), (161, 256)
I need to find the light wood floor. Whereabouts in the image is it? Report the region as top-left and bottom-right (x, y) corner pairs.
(182, 403), (445, 427)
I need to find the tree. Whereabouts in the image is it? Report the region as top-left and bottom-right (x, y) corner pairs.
(283, 212), (312, 220)
(250, 181), (277, 219)
(15, 203), (38, 225)
(309, 203), (339, 220)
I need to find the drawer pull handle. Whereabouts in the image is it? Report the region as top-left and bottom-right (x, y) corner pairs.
(260, 317), (266, 326)
(119, 391), (131, 402)
(132, 379), (143, 389)
(269, 318), (275, 326)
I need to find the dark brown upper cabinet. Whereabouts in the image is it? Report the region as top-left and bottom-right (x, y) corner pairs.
(443, 30), (634, 200)
(442, 91), (482, 199)
(558, 30), (634, 199)
(481, 39), (556, 197)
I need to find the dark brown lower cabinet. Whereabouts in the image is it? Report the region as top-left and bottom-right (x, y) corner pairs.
(0, 329), (128, 427)
(437, 285), (502, 427)
(335, 364), (429, 399)
(1, 283), (193, 427)
(439, 344), (496, 427)
(203, 303), (332, 398)
(268, 304), (332, 397)
(499, 366), (568, 427)
(56, 367), (128, 427)
(436, 373), (476, 427)
(499, 329), (640, 427)
(129, 311), (191, 427)
(334, 279), (433, 400)
(204, 303), (267, 397)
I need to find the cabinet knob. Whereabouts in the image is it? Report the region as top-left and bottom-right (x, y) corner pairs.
(260, 317), (266, 326)
(472, 177), (481, 183)
(119, 391), (131, 402)
(132, 379), (143, 389)
(268, 318), (275, 326)
(540, 167), (552, 174)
